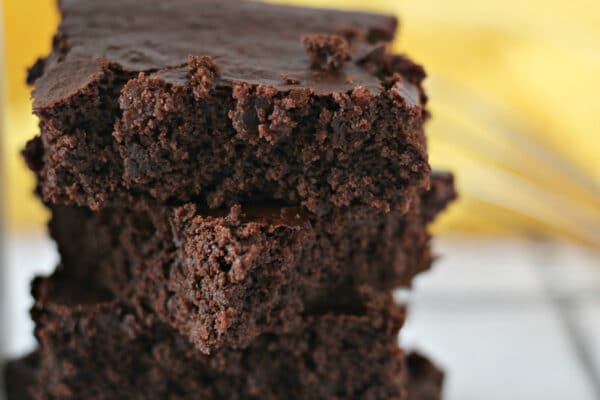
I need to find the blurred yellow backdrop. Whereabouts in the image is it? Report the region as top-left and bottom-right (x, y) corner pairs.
(2, 0), (600, 246)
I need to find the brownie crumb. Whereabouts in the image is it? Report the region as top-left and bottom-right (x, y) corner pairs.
(386, 54), (427, 85)
(22, 136), (44, 173)
(188, 55), (220, 100)
(51, 32), (71, 59)
(301, 34), (351, 70)
(26, 57), (47, 85)
(281, 74), (301, 85)
(336, 27), (366, 42)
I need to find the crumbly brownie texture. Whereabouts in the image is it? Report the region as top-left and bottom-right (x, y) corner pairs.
(301, 34), (352, 71)
(5, 351), (444, 400)
(405, 352), (445, 400)
(49, 173), (455, 354)
(25, 0), (430, 215)
(27, 272), (407, 400)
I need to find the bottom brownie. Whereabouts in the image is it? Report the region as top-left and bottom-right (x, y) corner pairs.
(3, 352), (39, 400)
(24, 270), (407, 399)
(405, 352), (444, 400)
(5, 351), (444, 400)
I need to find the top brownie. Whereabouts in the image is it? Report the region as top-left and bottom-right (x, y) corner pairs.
(26, 0), (430, 215)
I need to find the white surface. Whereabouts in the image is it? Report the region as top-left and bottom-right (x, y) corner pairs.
(2, 232), (57, 359)
(401, 236), (600, 400)
(2, 233), (600, 399)
(417, 237), (547, 297)
(403, 300), (596, 400)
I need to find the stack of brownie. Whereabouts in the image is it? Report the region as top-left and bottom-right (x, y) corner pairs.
(5, 0), (456, 398)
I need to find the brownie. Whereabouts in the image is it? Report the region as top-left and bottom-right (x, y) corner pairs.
(405, 352), (445, 400)
(421, 171), (457, 224)
(3, 353), (39, 400)
(25, 271), (408, 399)
(6, 351), (444, 400)
(25, 0), (431, 215)
(49, 172), (455, 354)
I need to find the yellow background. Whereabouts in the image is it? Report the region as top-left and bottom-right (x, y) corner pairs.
(2, 0), (600, 246)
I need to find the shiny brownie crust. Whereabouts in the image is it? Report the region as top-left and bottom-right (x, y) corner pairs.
(25, 0), (431, 215)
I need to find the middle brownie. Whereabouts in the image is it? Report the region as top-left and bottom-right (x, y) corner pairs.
(51, 173), (455, 354)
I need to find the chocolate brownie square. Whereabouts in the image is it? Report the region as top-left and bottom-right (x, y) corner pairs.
(49, 172), (455, 354)
(25, 0), (431, 215)
(5, 350), (445, 400)
(26, 271), (407, 399)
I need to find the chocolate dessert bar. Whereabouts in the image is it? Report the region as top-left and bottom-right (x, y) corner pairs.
(50, 173), (455, 354)
(4, 351), (444, 400)
(25, 0), (430, 215)
(26, 272), (406, 399)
